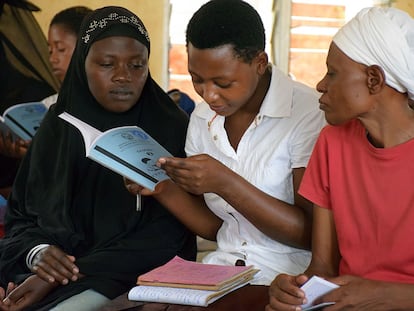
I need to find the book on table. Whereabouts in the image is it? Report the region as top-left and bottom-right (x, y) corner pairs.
(58, 112), (172, 191)
(128, 255), (259, 307)
(0, 102), (48, 140)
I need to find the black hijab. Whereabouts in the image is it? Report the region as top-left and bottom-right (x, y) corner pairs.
(0, 6), (195, 309)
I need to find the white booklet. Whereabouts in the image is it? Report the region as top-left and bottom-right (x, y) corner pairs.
(301, 276), (339, 311)
(59, 112), (172, 191)
(0, 102), (48, 140)
(128, 280), (250, 307)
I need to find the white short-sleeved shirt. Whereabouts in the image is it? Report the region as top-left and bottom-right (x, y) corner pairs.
(185, 65), (326, 285)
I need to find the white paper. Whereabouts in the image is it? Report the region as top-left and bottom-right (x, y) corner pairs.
(301, 276), (339, 310)
(128, 282), (248, 307)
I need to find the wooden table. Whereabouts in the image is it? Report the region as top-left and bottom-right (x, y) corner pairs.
(99, 285), (269, 311)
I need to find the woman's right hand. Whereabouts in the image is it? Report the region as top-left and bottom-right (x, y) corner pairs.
(266, 273), (309, 311)
(31, 245), (80, 285)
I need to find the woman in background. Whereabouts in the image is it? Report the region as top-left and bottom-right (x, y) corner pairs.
(0, 6), (92, 199)
(43, 6), (92, 107)
(0, 0), (59, 196)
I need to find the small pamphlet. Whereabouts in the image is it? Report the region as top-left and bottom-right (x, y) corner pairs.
(301, 275), (339, 311)
(0, 102), (48, 140)
(59, 112), (172, 191)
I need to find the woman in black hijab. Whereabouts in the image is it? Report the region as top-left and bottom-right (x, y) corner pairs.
(0, 6), (195, 310)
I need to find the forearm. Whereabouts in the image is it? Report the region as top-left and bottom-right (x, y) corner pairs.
(216, 170), (312, 249)
(376, 282), (414, 310)
(154, 180), (222, 241)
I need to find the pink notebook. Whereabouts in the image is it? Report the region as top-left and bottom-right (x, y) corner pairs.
(137, 256), (258, 290)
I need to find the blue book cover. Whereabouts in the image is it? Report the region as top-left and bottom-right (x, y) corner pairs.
(59, 112), (171, 191)
(0, 102), (47, 140)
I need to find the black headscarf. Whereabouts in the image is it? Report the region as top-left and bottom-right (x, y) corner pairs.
(0, 6), (195, 309)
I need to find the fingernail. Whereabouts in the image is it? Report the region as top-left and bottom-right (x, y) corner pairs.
(62, 278), (68, 285)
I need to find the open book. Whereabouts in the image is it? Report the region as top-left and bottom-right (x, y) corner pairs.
(59, 112), (172, 191)
(0, 102), (48, 140)
(129, 256), (259, 306)
(301, 276), (339, 311)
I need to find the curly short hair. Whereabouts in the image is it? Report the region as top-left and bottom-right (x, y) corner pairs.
(50, 6), (92, 36)
(186, 0), (265, 63)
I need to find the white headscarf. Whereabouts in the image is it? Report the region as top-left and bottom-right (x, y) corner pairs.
(333, 7), (414, 99)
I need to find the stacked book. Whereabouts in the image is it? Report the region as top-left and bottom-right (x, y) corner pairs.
(128, 256), (259, 307)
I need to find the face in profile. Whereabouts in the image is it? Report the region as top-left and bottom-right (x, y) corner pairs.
(316, 43), (372, 125)
(48, 23), (77, 83)
(85, 36), (149, 113)
(187, 43), (267, 117)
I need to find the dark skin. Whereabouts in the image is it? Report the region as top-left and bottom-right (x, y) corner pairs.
(125, 43), (313, 250)
(1, 36), (150, 307)
(0, 133), (29, 159)
(0, 276), (56, 311)
(266, 43), (414, 311)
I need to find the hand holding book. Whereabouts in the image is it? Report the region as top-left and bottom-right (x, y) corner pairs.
(59, 112), (172, 191)
(0, 102), (47, 141)
(300, 276), (339, 310)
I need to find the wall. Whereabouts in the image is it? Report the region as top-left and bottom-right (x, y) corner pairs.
(392, 0), (414, 16)
(31, 0), (170, 89)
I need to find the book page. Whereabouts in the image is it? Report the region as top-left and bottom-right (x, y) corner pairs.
(59, 112), (101, 152)
(59, 112), (172, 191)
(3, 102), (47, 140)
(301, 276), (339, 310)
(89, 126), (172, 191)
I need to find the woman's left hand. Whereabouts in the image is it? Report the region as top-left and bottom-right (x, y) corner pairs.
(0, 133), (29, 159)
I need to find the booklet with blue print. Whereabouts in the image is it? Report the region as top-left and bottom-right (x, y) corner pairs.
(0, 102), (48, 140)
(59, 112), (171, 191)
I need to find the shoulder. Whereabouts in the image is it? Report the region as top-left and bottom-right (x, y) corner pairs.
(265, 66), (321, 119)
(192, 101), (212, 118)
(290, 80), (321, 114)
